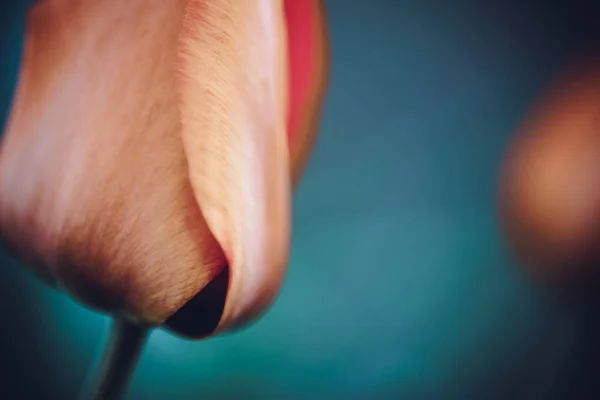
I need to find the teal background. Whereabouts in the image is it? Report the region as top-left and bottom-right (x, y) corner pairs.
(2, 1), (600, 399)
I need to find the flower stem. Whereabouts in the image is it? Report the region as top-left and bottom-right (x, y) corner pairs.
(81, 318), (149, 400)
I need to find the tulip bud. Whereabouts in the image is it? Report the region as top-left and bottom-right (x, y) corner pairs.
(499, 57), (600, 292)
(0, 0), (328, 341)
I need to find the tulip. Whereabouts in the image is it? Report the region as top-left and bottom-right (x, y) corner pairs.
(0, 0), (329, 398)
(499, 57), (600, 294)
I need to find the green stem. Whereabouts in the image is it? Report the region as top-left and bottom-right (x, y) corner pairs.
(80, 319), (149, 400)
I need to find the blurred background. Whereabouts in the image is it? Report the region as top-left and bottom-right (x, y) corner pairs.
(2, 0), (600, 399)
